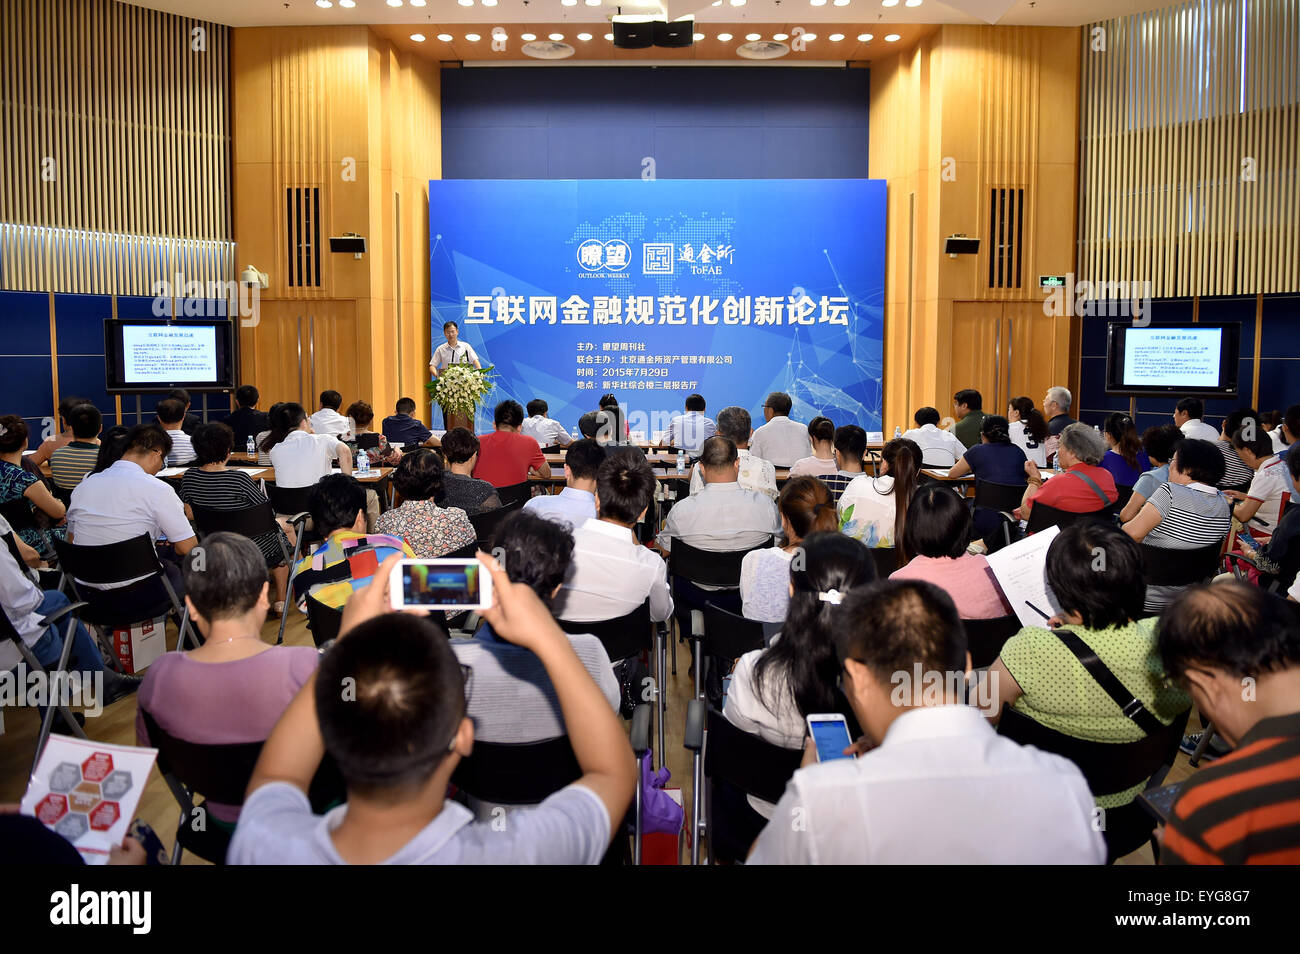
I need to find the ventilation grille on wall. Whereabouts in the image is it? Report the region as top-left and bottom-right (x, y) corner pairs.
(286, 187), (322, 287)
(988, 187), (1025, 289)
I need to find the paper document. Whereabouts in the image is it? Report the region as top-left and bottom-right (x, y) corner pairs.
(984, 525), (1064, 627)
(156, 467), (189, 478)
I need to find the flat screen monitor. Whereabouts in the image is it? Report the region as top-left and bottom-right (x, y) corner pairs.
(103, 319), (236, 394)
(1104, 323), (1240, 398)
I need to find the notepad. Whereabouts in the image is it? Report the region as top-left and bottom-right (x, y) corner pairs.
(985, 525), (1064, 627)
(156, 466), (189, 478)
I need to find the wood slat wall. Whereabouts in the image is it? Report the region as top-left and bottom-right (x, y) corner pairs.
(0, 0), (232, 294)
(1078, 0), (1300, 298)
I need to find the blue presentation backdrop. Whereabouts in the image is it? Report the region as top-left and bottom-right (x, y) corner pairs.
(429, 179), (885, 435)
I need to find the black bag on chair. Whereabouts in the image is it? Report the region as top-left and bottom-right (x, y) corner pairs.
(612, 655), (650, 720)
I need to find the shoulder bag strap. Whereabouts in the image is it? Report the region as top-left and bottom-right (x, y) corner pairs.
(1052, 628), (1164, 735)
(1067, 468), (1112, 507)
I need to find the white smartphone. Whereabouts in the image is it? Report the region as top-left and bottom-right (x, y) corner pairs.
(806, 713), (854, 762)
(389, 559), (492, 612)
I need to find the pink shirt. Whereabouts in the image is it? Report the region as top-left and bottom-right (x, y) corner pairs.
(890, 553), (1011, 620)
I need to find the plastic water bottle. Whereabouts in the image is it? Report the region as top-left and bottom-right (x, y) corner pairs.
(894, 425), (902, 439)
(357, 451), (370, 476)
(246, 436), (255, 456)
(572, 427), (581, 441)
(676, 450), (686, 475)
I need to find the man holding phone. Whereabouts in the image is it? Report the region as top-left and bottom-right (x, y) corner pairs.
(747, 579), (1105, 864)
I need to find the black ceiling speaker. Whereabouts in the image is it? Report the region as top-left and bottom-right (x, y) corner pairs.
(654, 19), (694, 47)
(612, 20), (654, 49)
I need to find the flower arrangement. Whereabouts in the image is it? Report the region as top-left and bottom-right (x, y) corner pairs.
(427, 364), (495, 416)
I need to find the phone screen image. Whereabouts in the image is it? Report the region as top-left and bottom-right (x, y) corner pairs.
(809, 718), (853, 762)
(401, 563), (481, 607)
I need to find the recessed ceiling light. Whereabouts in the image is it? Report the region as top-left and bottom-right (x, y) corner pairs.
(802, 32), (817, 40)
(773, 32), (788, 40)
(833, 0), (849, 5)
(577, 32), (592, 40)
(885, 32), (900, 40)
(550, 32), (565, 40)
(456, 0), (471, 5)
(409, 0), (424, 5)
(905, 0), (922, 5)
(437, 33), (453, 41)
(480, 0), (496, 5)
(562, 0), (577, 5)
(604, 32), (614, 39)
(693, 32), (705, 40)
(585, 0), (601, 5)
(410, 33), (425, 41)
(810, 0), (827, 5)
(857, 33), (872, 41)
(386, 0), (402, 6)
(465, 33), (481, 41)
(315, 0), (332, 7)
(521, 33), (536, 41)
(716, 32), (732, 41)
(729, 0), (746, 6)
(830, 33), (844, 41)
(338, 0), (354, 6)
(745, 32), (760, 40)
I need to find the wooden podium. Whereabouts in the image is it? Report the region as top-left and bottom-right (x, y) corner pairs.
(443, 408), (473, 432)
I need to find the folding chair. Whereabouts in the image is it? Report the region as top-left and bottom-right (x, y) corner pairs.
(495, 481), (532, 509)
(685, 602), (766, 707)
(0, 577), (91, 775)
(355, 433), (381, 451)
(973, 480), (1028, 550)
(1024, 500), (1120, 534)
(191, 501), (295, 644)
(442, 541), (480, 559)
(1140, 541), (1225, 589)
(52, 534), (199, 651)
(468, 500), (522, 551)
(869, 546), (900, 577)
(997, 704), (1190, 863)
(964, 613), (1023, 669)
(450, 704), (652, 864)
(140, 708), (346, 865)
(683, 701), (802, 865)
(1115, 484), (1135, 510)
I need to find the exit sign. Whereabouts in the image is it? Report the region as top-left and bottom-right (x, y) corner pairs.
(1039, 275), (1068, 288)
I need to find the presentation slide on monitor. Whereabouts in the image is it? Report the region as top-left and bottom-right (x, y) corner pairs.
(1123, 328), (1223, 388)
(121, 324), (217, 383)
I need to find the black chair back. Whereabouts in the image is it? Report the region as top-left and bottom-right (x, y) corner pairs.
(305, 595), (344, 648)
(1, 529), (26, 576)
(1115, 484), (1135, 509)
(443, 541), (480, 559)
(1141, 541), (1224, 587)
(539, 444), (563, 454)
(52, 533), (164, 587)
(469, 501), (522, 549)
(1024, 501), (1119, 534)
(191, 501), (280, 540)
(141, 708), (264, 806)
(668, 538), (771, 589)
(869, 547), (900, 577)
(558, 600), (652, 662)
(266, 483), (314, 518)
(451, 736), (582, 805)
(704, 707), (802, 805)
(355, 433), (381, 451)
(973, 480), (1027, 514)
(496, 481), (532, 508)
(0, 497), (38, 533)
(701, 602), (766, 661)
(964, 613), (1023, 669)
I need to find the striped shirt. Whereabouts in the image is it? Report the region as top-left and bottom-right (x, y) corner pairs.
(165, 428), (195, 466)
(48, 440), (100, 490)
(1162, 711), (1300, 864)
(1146, 481), (1232, 549)
(1216, 440), (1254, 489)
(819, 470), (867, 505)
(179, 467), (286, 567)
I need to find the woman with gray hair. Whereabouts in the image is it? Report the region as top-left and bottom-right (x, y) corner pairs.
(1020, 422), (1119, 520)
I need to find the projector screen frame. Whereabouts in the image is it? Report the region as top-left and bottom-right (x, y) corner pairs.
(103, 318), (237, 395)
(1103, 321), (1241, 399)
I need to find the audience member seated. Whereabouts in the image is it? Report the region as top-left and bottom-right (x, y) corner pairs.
(452, 512), (619, 748)
(89, 425), (129, 475)
(902, 406), (965, 467)
(556, 450), (672, 625)
(1101, 412), (1150, 488)
(952, 388), (986, 449)
(473, 400), (551, 488)
(309, 390), (352, 439)
(66, 424), (196, 616)
(727, 532), (875, 816)
(840, 437), (921, 554)
(27, 395), (86, 466)
(0, 415), (67, 555)
(747, 578), (1105, 864)
(659, 393), (716, 454)
(520, 398), (573, 448)
(749, 391), (812, 468)
(1230, 444), (1300, 592)
(1174, 396), (1220, 442)
(1156, 583), (1300, 864)
(741, 477), (839, 623)
(787, 416), (838, 478)
(228, 551), (636, 864)
(660, 436), (780, 555)
(1216, 408), (1259, 489)
(986, 524), (1190, 816)
(155, 398), (195, 466)
(253, 402), (285, 466)
(135, 533), (319, 825)
(890, 484), (1011, 619)
(821, 424), (869, 503)
(225, 385), (271, 448)
(180, 423), (291, 612)
(345, 401), (402, 467)
(374, 449), (475, 558)
(265, 402), (355, 489)
(439, 428), (502, 515)
(578, 409), (618, 446)
(598, 394), (630, 440)
(949, 415), (1029, 541)
(689, 406), (777, 500)
(1228, 425), (1292, 543)
(48, 403), (102, 493)
(1020, 423), (1118, 520)
(1007, 396), (1049, 467)
(382, 397), (435, 448)
(1043, 386), (1078, 437)
(1122, 438), (1230, 613)
(1120, 424), (1180, 522)
(0, 515), (139, 710)
(523, 438), (603, 529)
(1269, 403), (1299, 454)
(167, 388), (201, 434)
(290, 474), (413, 612)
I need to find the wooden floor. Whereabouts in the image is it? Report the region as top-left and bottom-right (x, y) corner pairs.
(0, 612), (1202, 865)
